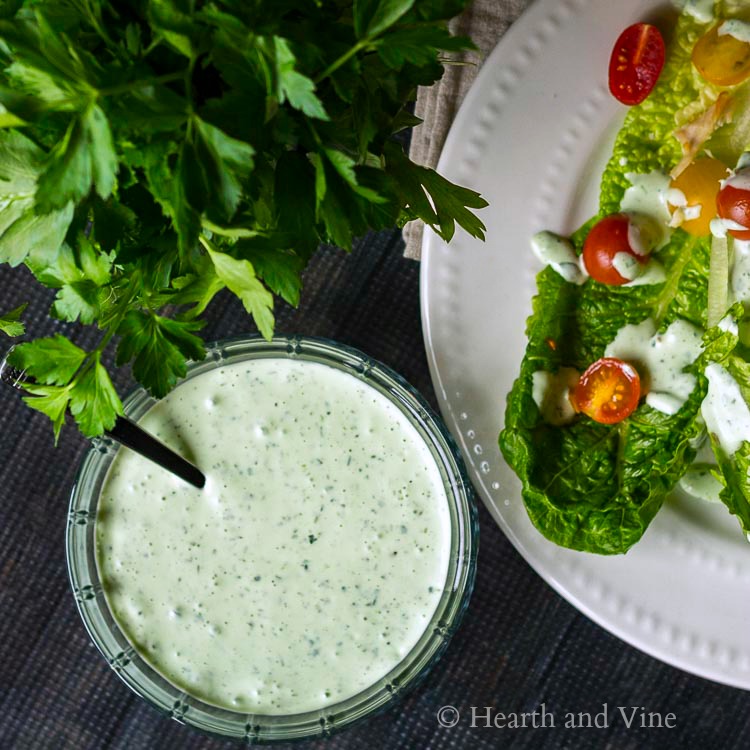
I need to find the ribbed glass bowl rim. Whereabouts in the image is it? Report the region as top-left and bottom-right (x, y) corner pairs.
(66, 334), (478, 744)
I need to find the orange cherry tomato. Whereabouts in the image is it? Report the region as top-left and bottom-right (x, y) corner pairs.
(582, 214), (646, 285)
(609, 23), (665, 105)
(692, 23), (750, 87)
(572, 358), (641, 425)
(668, 157), (728, 237)
(717, 168), (750, 240)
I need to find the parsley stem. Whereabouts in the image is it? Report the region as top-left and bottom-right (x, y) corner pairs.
(43, 72), (186, 112)
(142, 38), (162, 58)
(198, 235), (215, 253)
(314, 39), (369, 83)
(201, 220), (264, 239)
(185, 58), (197, 110)
(92, 274), (141, 358)
(84, 7), (122, 61)
(97, 72), (185, 98)
(66, 350), (99, 394)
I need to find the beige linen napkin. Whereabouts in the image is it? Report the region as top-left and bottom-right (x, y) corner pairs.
(403, 0), (533, 259)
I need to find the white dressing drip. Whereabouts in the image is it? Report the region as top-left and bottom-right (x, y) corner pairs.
(731, 239), (750, 304)
(719, 20), (750, 44)
(678, 465), (723, 503)
(729, 240), (750, 346)
(530, 231), (586, 284)
(711, 217), (748, 238)
(612, 252), (642, 281)
(721, 170), (750, 193)
(620, 172), (673, 249)
(604, 319), (704, 415)
(671, 0), (714, 23)
(624, 260), (666, 286)
(702, 363), (750, 455)
(531, 368), (579, 426)
(667, 187), (687, 208)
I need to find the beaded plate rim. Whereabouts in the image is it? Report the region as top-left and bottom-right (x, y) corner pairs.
(421, 0), (750, 689)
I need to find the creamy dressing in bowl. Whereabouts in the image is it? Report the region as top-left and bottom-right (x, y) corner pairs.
(96, 358), (451, 715)
(67, 337), (477, 742)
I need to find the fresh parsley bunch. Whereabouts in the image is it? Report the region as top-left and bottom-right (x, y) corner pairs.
(0, 0), (487, 442)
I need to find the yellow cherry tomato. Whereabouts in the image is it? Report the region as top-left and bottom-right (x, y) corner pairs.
(692, 24), (750, 87)
(668, 157), (729, 236)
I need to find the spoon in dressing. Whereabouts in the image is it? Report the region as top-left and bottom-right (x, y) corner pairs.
(0, 350), (206, 489)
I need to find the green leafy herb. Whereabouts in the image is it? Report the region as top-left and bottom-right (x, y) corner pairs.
(0, 302), (26, 336)
(0, 0), (485, 440)
(8, 336), (122, 443)
(116, 310), (206, 398)
(35, 103), (118, 213)
(204, 240), (275, 342)
(10, 334), (87, 384)
(0, 130), (73, 268)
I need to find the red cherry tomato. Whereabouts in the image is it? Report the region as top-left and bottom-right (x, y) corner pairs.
(582, 214), (646, 285)
(609, 23), (665, 105)
(572, 358), (641, 425)
(717, 170), (750, 240)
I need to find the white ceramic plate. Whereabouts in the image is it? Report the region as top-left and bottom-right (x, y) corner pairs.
(421, 0), (750, 689)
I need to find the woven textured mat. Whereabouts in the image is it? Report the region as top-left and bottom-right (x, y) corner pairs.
(1, 229), (750, 750)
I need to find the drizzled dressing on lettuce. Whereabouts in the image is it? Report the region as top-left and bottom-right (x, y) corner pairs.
(500, 1), (750, 554)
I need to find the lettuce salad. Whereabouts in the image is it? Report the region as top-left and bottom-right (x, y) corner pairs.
(499, 1), (750, 554)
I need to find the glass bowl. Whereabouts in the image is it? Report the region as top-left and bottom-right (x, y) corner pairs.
(66, 335), (478, 743)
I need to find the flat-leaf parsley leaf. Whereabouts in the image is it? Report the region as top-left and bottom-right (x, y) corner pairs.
(0, 0), (486, 440)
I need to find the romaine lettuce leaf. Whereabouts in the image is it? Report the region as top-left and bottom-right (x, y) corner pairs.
(705, 78), (750, 164)
(500, 265), (706, 554)
(699, 310), (750, 536)
(499, 7), (750, 554)
(714, 440), (750, 536)
(599, 12), (706, 214)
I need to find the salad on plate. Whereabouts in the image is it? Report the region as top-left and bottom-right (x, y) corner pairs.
(499, 0), (750, 555)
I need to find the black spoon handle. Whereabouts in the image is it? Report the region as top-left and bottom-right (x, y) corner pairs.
(106, 415), (206, 489)
(1, 351), (206, 489)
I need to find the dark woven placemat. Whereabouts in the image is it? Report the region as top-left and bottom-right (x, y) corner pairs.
(1, 229), (750, 750)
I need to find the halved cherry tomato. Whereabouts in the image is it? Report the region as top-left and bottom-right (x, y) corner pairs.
(572, 358), (641, 425)
(692, 23), (750, 87)
(609, 23), (665, 105)
(582, 214), (646, 285)
(668, 157), (728, 236)
(717, 168), (750, 239)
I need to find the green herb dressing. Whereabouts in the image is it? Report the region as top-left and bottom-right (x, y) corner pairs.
(624, 259), (666, 286)
(729, 240), (750, 346)
(731, 240), (750, 303)
(620, 171), (673, 250)
(702, 363), (750, 456)
(719, 19), (750, 43)
(530, 231), (585, 284)
(529, 229), (665, 286)
(678, 464), (724, 503)
(531, 368), (579, 425)
(612, 252), (641, 281)
(604, 318), (704, 415)
(673, 0), (714, 23)
(96, 358), (451, 715)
